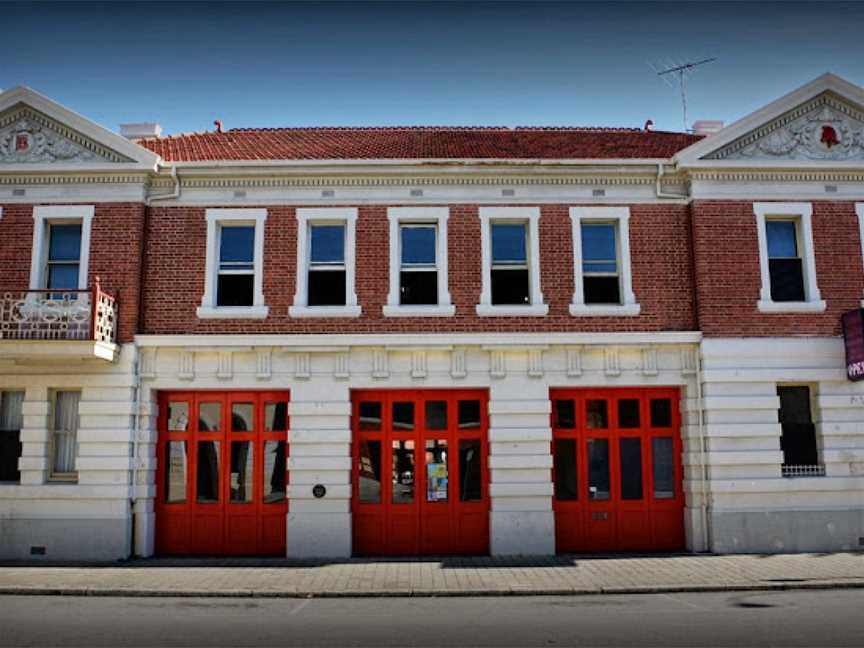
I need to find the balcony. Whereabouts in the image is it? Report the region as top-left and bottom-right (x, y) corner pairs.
(0, 279), (118, 362)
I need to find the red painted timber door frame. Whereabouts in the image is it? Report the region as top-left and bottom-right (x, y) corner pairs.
(155, 390), (290, 556)
(551, 387), (684, 553)
(352, 389), (490, 556)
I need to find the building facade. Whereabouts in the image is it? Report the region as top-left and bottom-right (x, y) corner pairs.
(1, 74), (863, 560)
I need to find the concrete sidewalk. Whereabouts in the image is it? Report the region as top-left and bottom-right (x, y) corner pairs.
(0, 553), (862, 598)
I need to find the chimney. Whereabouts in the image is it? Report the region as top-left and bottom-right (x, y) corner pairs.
(692, 120), (724, 136)
(119, 123), (162, 139)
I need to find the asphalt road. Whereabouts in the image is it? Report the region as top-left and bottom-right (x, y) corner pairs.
(1, 589), (863, 647)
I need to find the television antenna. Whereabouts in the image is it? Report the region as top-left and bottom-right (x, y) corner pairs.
(650, 58), (717, 132)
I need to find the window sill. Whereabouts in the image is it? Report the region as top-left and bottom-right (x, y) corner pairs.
(757, 300), (826, 314)
(476, 304), (549, 317)
(289, 305), (362, 318)
(569, 303), (641, 317)
(382, 304), (456, 318)
(197, 305), (269, 319)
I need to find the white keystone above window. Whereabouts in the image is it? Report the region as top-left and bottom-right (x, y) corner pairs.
(383, 207), (454, 317)
(289, 207), (361, 318)
(198, 208), (268, 319)
(569, 207), (640, 317)
(754, 202), (825, 314)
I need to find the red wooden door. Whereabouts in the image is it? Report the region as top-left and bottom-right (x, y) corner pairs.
(352, 389), (489, 556)
(551, 388), (684, 553)
(155, 391), (289, 556)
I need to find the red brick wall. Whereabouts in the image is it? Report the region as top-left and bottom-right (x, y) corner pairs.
(692, 200), (864, 337)
(0, 202), (146, 343)
(141, 204), (697, 334)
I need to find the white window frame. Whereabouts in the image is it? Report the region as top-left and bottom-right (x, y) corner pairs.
(198, 208), (268, 319)
(754, 202), (825, 313)
(29, 205), (94, 293)
(857, 203), (864, 307)
(383, 207), (454, 317)
(290, 207), (361, 318)
(476, 206), (547, 317)
(569, 206), (640, 317)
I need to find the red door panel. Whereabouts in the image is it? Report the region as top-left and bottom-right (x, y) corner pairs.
(155, 391), (290, 556)
(352, 390), (489, 556)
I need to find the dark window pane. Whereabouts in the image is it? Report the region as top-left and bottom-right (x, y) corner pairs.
(583, 276), (621, 305)
(586, 400), (608, 429)
(459, 439), (482, 501)
(587, 438), (610, 501)
(263, 440), (286, 503)
(392, 402), (414, 430)
(555, 400), (576, 429)
(0, 392), (24, 482)
(231, 403), (254, 432)
(491, 223), (526, 263)
(358, 402), (382, 431)
(48, 224), (82, 261)
(425, 439), (448, 502)
(392, 440), (415, 504)
(491, 269), (530, 305)
(618, 399), (640, 428)
(769, 258), (805, 302)
(401, 226), (436, 265)
(308, 270), (346, 306)
(581, 223), (617, 265)
(164, 441), (187, 503)
(168, 401), (189, 432)
(778, 386), (819, 466)
(425, 401), (448, 430)
(264, 402), (288, 432)
(400, 271), (438, 305)
(619, 437), (643, 500)
(583, 261), (618, 274)
(230, 441), (253, 503)
(198, 402), (221, 432)
(650, 399), (673, 428)
(217, 273), (253, 306)
(778, 386), (812, 424)
(652, 437), (675, 499)
(766, 221), (798, 258)
(219, 226), (254, 266)
(458, 400), (481, 429)
(196, 440), (220, 503)
(358, 440), (382, 503)
(553, 438), (577, 501)
(310, 225), (345, 263)
(47, 264), (79, 291)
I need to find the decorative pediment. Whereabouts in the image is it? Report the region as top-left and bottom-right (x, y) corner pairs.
(0, 105), (131, 164)
(705, 92), (864, 162)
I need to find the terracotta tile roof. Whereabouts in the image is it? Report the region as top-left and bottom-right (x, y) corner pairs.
(135, 126), (702, 162)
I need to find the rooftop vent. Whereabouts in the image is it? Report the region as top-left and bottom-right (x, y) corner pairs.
(692, 120), (724, 136)
(119, 123), (162, 139)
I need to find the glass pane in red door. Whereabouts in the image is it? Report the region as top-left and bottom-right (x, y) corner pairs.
(587, 400), (608, 429)
(587, 438), (610, 500)
(425, 439), (448, 502)
(458, 400), (481, 429)
(199, 403), (221, 432)
(393, 403), (415, 431)
(652, 437), (675, 499)
(358, 440), (382, 503)
(168, 402), (189, 432)
(165, 441), (187, 503)
(619, 437), (643, 500)
(264, 402), (288, 432)
(263, 441), (286, 503)
(231, 403), (254, 432)
(553, 439), (578, 500)
(618, 400), (641, 428)
(358, 402), (382, 431)
(459, 439), (481, 501)
(196, 441), (220, 503)
(230, 441), (253, 503)
(391, 440), (415, 503)
(425, 401), (448, 430)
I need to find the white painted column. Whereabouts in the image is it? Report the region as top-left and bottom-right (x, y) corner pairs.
(133, 388), (159, 557)
(286, 379), (352, 558)
(488, 374), (554, 555)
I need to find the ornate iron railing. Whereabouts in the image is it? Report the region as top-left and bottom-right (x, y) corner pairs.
(0, 278), (116, 344)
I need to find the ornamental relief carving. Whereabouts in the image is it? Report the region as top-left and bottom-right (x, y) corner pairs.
(0, 111), (117, 163)
(708, 96), (864, 161)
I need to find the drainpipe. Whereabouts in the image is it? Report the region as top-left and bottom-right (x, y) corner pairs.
(655, 163), (688, 199)
(146, 165), (180, 205)
(695, 348), (712, 552)
(130, 345), (142, 558)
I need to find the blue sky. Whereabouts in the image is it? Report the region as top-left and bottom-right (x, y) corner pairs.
(2, 1), (863, 135)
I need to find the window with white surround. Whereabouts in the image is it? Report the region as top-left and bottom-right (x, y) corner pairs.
(30, 205), (93, 293)
(384, 207), (454, 317)
(198, 208), (268, 319)
(477, 207), (547, 316)
(754, 202), (825, 313)
(569, 207), (639, 316)
(857, 203), (864, 307)
(777, 384), (824, 478)
(290, 207), (360, 317)
(49, 390), (80, 482)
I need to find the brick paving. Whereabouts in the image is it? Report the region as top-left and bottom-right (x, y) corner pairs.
(0, 553), (862, 598)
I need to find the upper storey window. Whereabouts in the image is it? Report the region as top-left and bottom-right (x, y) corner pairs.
(384, 207), (454, 317)
(29, 205), (93, 295)
(290, 208), (360, 318)
(46, 223), (83, 292)
(477, 207), (547, 317)
(569, 207), (639, 316)
(754, 203), (824, 313)
(198, 208), (268, 319)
